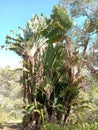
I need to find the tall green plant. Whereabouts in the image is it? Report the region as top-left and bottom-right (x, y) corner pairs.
(5, 5), (87, 128)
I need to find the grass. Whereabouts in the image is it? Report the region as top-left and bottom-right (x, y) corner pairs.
(41, 123), (98, 130)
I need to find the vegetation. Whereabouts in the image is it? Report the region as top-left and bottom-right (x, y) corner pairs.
(0, 0), (98, 130)
(41, 123), (98, 130)
(0, 67), (23, 125)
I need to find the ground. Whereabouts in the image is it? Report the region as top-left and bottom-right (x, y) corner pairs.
(0, 123), (40, 130)
(0, 123), (20, 130)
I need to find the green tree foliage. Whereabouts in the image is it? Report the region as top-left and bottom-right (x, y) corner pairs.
(5, 2), (98, 129)
(6, 5), (85, 127)
(0, 67), (23, 123)
(59, 0), (98, 127)
(42, 5), (72, 43)
(59, 0), (98, 76)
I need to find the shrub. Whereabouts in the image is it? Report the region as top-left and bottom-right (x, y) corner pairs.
(41, 123), (98, 130)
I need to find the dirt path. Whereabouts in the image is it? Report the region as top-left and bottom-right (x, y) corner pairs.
(0, 122), (41, 130)
(0, 123), (22, 130)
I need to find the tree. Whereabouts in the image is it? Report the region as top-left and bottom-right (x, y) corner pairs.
(59, 0), (98, 126)
(5, 4), (92, 129)
(0, 67), (23, 122)
(60, 0), (98, 69)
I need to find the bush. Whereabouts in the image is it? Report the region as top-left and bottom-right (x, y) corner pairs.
(41, 123), (65, 130)
(0, 104), (8, 124)
(41, 123), (98, 130)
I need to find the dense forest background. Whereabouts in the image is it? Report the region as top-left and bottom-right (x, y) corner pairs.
(0, 67), (23, 124)
(0, 0), (98, 130)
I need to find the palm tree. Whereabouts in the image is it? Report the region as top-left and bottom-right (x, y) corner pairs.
(6, 5), (86, 127)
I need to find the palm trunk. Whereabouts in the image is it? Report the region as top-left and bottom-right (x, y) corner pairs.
(63, 92), (73, 123)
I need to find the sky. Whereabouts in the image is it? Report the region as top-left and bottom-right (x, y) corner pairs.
(0, 0), (59, 68)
